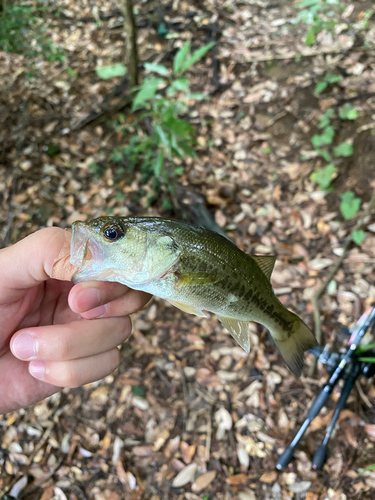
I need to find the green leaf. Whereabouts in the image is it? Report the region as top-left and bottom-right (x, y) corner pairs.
(154, 149), (164, 177)
(154, 123), (172, 158)
(325, 73), (343, 84)
(171, 78), (189, 91)
(180, 41), (215, 73)
(132, 78), (163, 110)
(356, 342), (375, 354)
(352, 229), (365, 245)
(339, 103), (358, 120)
(359, 463), (375, 475)
(358, 357), (375, 363)
(96, 64), (127, 79)
(316, 148), (332, 162)
(340, 191), (361, 220)
(144, 62), (169, 76)
(305, 28), (316, 46)
(315, 81), (327, 94)
(173, 41), (191, 75)
(311, 126), (335, 147)
(131, 385), (145, 397)
(319, 108), (334, 128)
(310, 164), (337, 190)
(333, 142), (353, 157)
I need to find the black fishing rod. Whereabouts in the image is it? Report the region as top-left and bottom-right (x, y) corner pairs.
(276, 306), (375, 470)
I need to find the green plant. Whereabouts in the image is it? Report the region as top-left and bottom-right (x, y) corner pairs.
(95, 64), (127, 80)
(340, 191), (361, 220)
(294, 0), (343, 46)
(315, 73), (343, 94)
(0, 3), (65, 62)
(339, 103), (358, 120)
(309, 163), (337, 190)
(98, 41), (214, 199)
(309, 106), (356, 191)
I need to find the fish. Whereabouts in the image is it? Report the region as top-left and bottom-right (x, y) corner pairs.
(70, 216), (318, 376)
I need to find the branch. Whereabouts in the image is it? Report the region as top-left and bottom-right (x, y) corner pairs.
(121, 0), (139, 87)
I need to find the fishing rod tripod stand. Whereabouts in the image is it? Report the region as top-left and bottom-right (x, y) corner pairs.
(277, 306), (375, 470)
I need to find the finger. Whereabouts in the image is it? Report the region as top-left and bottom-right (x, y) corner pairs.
(11, 316), (132, 362)
(0, 227), (66, 292)
(68, 281), (130, 313)
(28, 348), (121, 388)
(0, 350), (58, 413)
(81, 289), (152, 320)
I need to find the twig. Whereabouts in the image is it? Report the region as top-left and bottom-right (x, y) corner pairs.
(19, 456), (64, 497)
(355, 380), (372, 409)
(308, 187), (375, 377)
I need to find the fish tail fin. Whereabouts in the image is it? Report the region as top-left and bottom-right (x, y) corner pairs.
(272, 316), (318, 377)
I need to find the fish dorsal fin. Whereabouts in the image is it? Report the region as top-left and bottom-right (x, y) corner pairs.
(251, 255), (277, 281)
(166, 299), (208, 318)
(217, 315), (250, 353)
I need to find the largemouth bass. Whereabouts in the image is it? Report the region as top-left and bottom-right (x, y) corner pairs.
(70, 216), (318, 376)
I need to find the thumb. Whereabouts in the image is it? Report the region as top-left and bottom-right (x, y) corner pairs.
(0, 228), (66, 290)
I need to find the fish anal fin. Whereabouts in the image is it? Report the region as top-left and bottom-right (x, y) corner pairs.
(217, 315), (250, 353)
(167, 299), (208, 318)
(272, 319), (318, 377)
(176, 272), (222, 287)
(251, 255), (277, 281)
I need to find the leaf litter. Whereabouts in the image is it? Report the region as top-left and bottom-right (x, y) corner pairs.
(1, 0), (375, 499)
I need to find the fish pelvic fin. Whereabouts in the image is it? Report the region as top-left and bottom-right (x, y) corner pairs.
(167, 299), (208, 318)
(272, 316), (318, 377)
(251, 255), (277, 281)
(217, 315), (251, 353)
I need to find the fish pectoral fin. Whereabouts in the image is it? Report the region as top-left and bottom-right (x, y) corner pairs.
(217, 315), (250, 353)
(167, 299), (208, 318)
(251, 255), (277, 281)
(176, 272), (222, 287)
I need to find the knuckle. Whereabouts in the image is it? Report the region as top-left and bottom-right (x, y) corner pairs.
(60, 363), (80, 388)
(59, 331), (72, 360)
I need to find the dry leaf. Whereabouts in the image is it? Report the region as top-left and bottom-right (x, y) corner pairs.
(172, 462), (198, 487)
(260, 471), (278, 483)
(226, 473), (248, 485)
(191, 470), (217, 492)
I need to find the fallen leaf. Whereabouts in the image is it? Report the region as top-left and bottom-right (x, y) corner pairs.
(191, 470), (217, 492)
(260, 471), (278, 483)
(172, 462), (198, 487)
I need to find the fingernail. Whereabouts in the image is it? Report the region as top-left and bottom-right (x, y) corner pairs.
(29, 361), (45, 380)
(76, 287), (101, 311)
(82, 304), (108, 319)
(13, 332), (36, 360)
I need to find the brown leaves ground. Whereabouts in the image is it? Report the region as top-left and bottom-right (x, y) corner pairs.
(1, 0), (375, 499)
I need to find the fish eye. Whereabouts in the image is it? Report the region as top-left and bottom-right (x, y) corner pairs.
(102, 224), (124, 242)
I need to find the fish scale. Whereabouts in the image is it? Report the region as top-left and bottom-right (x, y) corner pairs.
(70, 216), (318, 376)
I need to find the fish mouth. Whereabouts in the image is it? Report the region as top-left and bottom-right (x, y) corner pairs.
(70, 222), (101, 268)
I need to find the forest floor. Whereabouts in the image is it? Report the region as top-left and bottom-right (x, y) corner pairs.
(1, 0), (375, 499)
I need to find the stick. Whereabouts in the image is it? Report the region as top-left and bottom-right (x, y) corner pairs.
(121, 0), (139, 87)
(308, 186), (375, 377)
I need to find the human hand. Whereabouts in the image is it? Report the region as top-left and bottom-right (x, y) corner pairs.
(0, 227), (150, 413)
